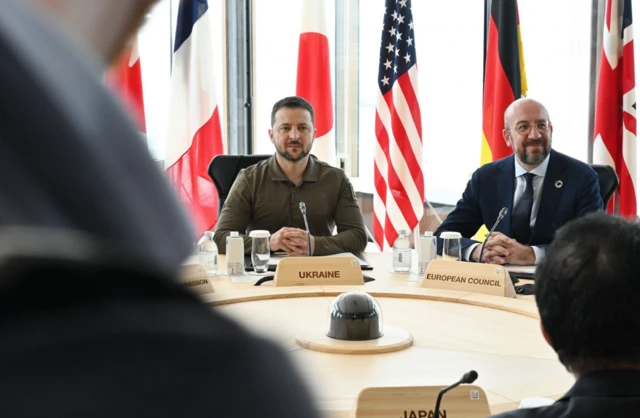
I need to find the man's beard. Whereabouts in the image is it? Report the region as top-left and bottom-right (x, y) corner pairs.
(275, 142), (310, 162)
(515, 137), (551, 165)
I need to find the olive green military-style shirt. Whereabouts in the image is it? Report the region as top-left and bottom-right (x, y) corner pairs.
(213, 155), (367, 256)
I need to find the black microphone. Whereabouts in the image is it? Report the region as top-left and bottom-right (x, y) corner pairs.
(298, 202), (312, 257)
(433, 370), (478, 418)
(477, 207), (508, 263)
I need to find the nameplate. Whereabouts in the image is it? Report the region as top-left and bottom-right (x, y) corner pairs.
(273, 256), (364, 287)
(353, 385), (490, 418)
(422, 260), (516, 298)
(180, 264), (215, 294)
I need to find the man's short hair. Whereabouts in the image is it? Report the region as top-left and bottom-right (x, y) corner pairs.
(536, 212), (640, 374)
(270, 96), (315, 127)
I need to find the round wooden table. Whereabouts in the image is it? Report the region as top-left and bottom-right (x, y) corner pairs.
(193, 253), (573, 417)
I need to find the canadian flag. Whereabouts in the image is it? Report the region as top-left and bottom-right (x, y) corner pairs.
(296, 0), (335, 165)
(106, 36), (146, 133)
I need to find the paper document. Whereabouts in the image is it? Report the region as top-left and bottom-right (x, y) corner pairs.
(324, 252), (367, 266)
(504, 264), (536, 274)
(229, 275), (260, 283)
(518, 397), (554, 409)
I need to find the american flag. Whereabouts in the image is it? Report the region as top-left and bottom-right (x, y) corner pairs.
(373, 0), (424, 250)
(593, 0), (637, 217)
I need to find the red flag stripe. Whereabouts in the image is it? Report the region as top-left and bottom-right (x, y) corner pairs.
(106, 39), (146, 133)
(166, 108), (224, 233)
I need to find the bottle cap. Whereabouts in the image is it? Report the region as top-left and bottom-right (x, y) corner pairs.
(230, 231), (239, 237)
(249, 230), (271, 238)
(440, 231), (462, 239)
(204, 231), (214, 238)
(423, 231), (433, 237)
(398, 229), (408, 235)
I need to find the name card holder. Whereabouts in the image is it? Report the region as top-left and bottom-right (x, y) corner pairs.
(274, 255), (364, 287)
(180, 264), (215, 294)
(422, 260), (516, 298)
(353, 385), (490, 418)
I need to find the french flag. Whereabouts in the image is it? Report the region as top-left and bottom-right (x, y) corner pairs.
(106, 36), (146, 134)
(296, 0), (335, 165)
(166, 0), (224, 236)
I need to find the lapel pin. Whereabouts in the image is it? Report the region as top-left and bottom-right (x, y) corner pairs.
(555, 180), (563, 188)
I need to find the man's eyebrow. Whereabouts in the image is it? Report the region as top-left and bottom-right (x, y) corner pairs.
(514, 119), (548, 124)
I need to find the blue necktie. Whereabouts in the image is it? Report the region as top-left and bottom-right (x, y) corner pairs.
(512, 173), (535, 244)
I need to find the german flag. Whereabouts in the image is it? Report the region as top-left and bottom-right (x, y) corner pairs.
(481, 0), (528, 165)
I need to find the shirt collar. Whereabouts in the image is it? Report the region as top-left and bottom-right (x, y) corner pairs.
(514, 153), (550, 178)
(268, 154), (320, 182)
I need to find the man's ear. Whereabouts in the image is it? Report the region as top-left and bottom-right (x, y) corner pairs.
(540, 320), (553, 348)
(268, 129), (274, 143)
(502, 129), (512, 147)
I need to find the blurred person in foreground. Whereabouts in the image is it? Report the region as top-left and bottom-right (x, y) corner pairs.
(0, 0), (319, 417)
(492, 213), (640, 418)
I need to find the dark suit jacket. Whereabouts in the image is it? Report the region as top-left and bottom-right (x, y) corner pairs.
(0, 229), (319, 418)
(491, 370), (640, 417)
(435, 149), (603, 253)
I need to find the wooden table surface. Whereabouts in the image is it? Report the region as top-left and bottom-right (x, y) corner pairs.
(187, 252), (572, 417)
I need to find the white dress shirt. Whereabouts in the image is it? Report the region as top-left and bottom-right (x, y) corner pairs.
(463, 154), (550, 265)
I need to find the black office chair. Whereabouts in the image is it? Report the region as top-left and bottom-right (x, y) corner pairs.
(208, 154), (271, 215)
(589, 164), (619, 207)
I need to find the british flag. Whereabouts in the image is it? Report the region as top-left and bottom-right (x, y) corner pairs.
(593, 0), (637, 217)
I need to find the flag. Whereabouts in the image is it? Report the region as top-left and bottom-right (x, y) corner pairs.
(373, 0), (424, 250)
(165, 0), (224, 235)
(593, 0), (637, 217)
(296, 0), (335, 165)
(481, 0), (528, 165)
(106, 36), (146, 133)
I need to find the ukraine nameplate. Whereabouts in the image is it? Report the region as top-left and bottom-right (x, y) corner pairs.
(274, 255), (364, 287)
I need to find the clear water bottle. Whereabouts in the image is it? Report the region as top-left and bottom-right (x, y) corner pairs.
(392, 229), (412, 272)
(198, 231), (218, 276)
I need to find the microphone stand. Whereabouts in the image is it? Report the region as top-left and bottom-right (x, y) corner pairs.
(299, 202), (312, 257)
(477, 208), (508, 263)
(434, 370), (478, 418)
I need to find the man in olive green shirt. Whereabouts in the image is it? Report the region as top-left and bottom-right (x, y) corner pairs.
(214, 96), (367, 256)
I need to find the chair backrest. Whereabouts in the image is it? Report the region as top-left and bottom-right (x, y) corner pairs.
(208, 154), (271, 215)
(589, 164), (619, 207)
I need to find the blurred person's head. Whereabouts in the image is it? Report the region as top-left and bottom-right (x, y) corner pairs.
(28, 0), (157, 64)
(502, 98), (553, 171)
(536, 213), (640, 377)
